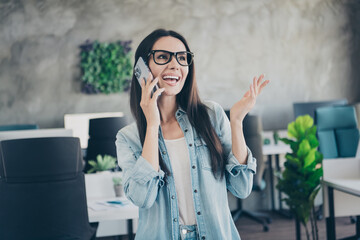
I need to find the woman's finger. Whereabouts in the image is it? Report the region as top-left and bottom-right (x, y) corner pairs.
(258, 80), (270, 95)
(253, 76), (258, 95)
(148, 77), (159, 93)
(257, 74), (264, 86)
(151, 87), (165, 101)
(143, 73), (155, 97)
(250, 83), (255, 98)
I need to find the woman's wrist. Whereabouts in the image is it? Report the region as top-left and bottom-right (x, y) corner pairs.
(146, 124), (159, 134)
(230, 119), (243, 130)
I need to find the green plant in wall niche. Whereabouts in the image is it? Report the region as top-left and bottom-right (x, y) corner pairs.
(80, 40), (132, 94)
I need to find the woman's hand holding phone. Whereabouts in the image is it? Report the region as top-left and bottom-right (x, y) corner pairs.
(140, 73), (165, 128)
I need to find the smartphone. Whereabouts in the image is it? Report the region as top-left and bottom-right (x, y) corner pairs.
(134, 57), (158, 93)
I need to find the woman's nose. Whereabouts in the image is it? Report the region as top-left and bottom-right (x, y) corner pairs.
(167, 55), (180, 69)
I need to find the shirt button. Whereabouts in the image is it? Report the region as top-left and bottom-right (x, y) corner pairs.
(162, 151), (166, 155)
(202, 237), (205, 240)
(171, 195), (175, 199)
(194, 189), (198, 193)
(177, 113), (180, 116)
(185, 129), (188, 133)
(197, 211), (201, 215)
(189, 143), (192, 147)
(192, 165), (196, 169)
(173, 218), (177, 222)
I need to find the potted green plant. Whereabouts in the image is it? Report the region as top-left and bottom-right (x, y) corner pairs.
(276, 115), (323, 240)
(87, 154), (117, 173)
(112, 176), (123, 197)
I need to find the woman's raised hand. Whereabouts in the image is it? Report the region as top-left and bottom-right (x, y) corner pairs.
(139, 73), (165, 127)
(230, 74), (269, 123)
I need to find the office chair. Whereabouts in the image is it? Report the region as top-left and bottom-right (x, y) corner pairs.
(316, 105), (360, 226)
(0, 137), (97, 240)
(292, 99), (348, 220)
(293, 99), (348, 120)
(316, 105), (359, 159)
(0, 124), (39, 131)
(85, 116), (128, 172)
(225, 111), (271, 232)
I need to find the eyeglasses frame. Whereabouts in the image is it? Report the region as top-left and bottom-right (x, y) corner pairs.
(148, 50), (194, 66)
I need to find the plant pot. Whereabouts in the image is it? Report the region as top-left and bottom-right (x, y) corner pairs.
(114, 184), (124, 197)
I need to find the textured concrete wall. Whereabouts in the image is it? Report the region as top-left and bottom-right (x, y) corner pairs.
(0, 0), (359, 130)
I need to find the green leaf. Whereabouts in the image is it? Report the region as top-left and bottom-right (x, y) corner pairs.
(288, 122), (298, 139)
(80, 40), (133, 94)
(297, 139), (311, 160)
(304, 148), (316, 168)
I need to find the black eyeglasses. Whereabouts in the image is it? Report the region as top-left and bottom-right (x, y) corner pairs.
(148, 50), (194, 66)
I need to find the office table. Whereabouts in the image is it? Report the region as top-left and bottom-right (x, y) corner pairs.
(263, 143), (291, 213)
(323, 179), (360, 240)
(85, 172), (139, 239)
(87, 197), (139, 240)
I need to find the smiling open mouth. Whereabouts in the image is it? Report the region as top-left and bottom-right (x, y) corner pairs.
(162, 75), (180, 86)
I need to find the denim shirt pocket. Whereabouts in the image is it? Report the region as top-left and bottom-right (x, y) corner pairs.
(195, 138), (212, 171)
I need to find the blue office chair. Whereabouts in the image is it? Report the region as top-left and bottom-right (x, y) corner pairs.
(293, 99), (348, 120)
(0, 124), (39, 131)
(316, 105), (359, 159)
(0, 137), (97, 240)
(316, 105), (360, 227)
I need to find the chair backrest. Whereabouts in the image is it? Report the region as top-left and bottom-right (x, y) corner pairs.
(0, 137), (96, 240)
(316, 105), (360, 159)
(242, 114), (266, 190)
(85, 117), (128, 172)
(0, 124), (39, 131)
(293, 99), (348, 120)
(64, 112), (124, 149)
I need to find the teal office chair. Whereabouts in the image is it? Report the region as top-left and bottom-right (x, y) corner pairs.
(315, 105), (359, 159)
(0, 124), (39, 131)
(293, 99), (348, 120)
(316, 105), (360, 228)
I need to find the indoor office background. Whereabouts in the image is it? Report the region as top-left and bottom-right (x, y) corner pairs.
(0, 0), (360, 240)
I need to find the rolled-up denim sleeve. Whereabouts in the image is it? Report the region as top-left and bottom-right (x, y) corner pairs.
(116, 131), (165, 209)
(210, 102), (257, 199)
(225, 148), (256, 199)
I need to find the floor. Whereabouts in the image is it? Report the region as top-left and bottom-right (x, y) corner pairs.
(96, 211), (358, 240)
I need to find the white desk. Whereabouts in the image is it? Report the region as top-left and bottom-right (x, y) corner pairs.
(322, 157), (360, 240)
(262, 142), (291, 212)
(0, 128), (73, 141)
(323, 179), (360, 240)
(85, 172), (139, 239)
(88, 197), (139, 223)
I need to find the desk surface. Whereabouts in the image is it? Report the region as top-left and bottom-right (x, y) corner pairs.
(263, 144), (291, 156)
(88, 197), (139, 223)
(322, 179), (360, 197)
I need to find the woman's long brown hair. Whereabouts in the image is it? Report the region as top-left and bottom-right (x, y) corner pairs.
(130, 29), (226, 179)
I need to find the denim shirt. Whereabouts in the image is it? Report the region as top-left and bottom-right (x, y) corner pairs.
(115, 101), (257, 240)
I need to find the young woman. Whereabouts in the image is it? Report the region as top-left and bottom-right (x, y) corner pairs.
(116, 29), (269, 240)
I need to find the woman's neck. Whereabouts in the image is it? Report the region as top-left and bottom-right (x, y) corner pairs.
(158, 95), (178, 124)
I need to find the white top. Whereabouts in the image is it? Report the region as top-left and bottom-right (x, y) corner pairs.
(164, 137), (196, 225)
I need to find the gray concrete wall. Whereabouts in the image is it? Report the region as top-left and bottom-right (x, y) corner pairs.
(0, 0), (359, 130)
